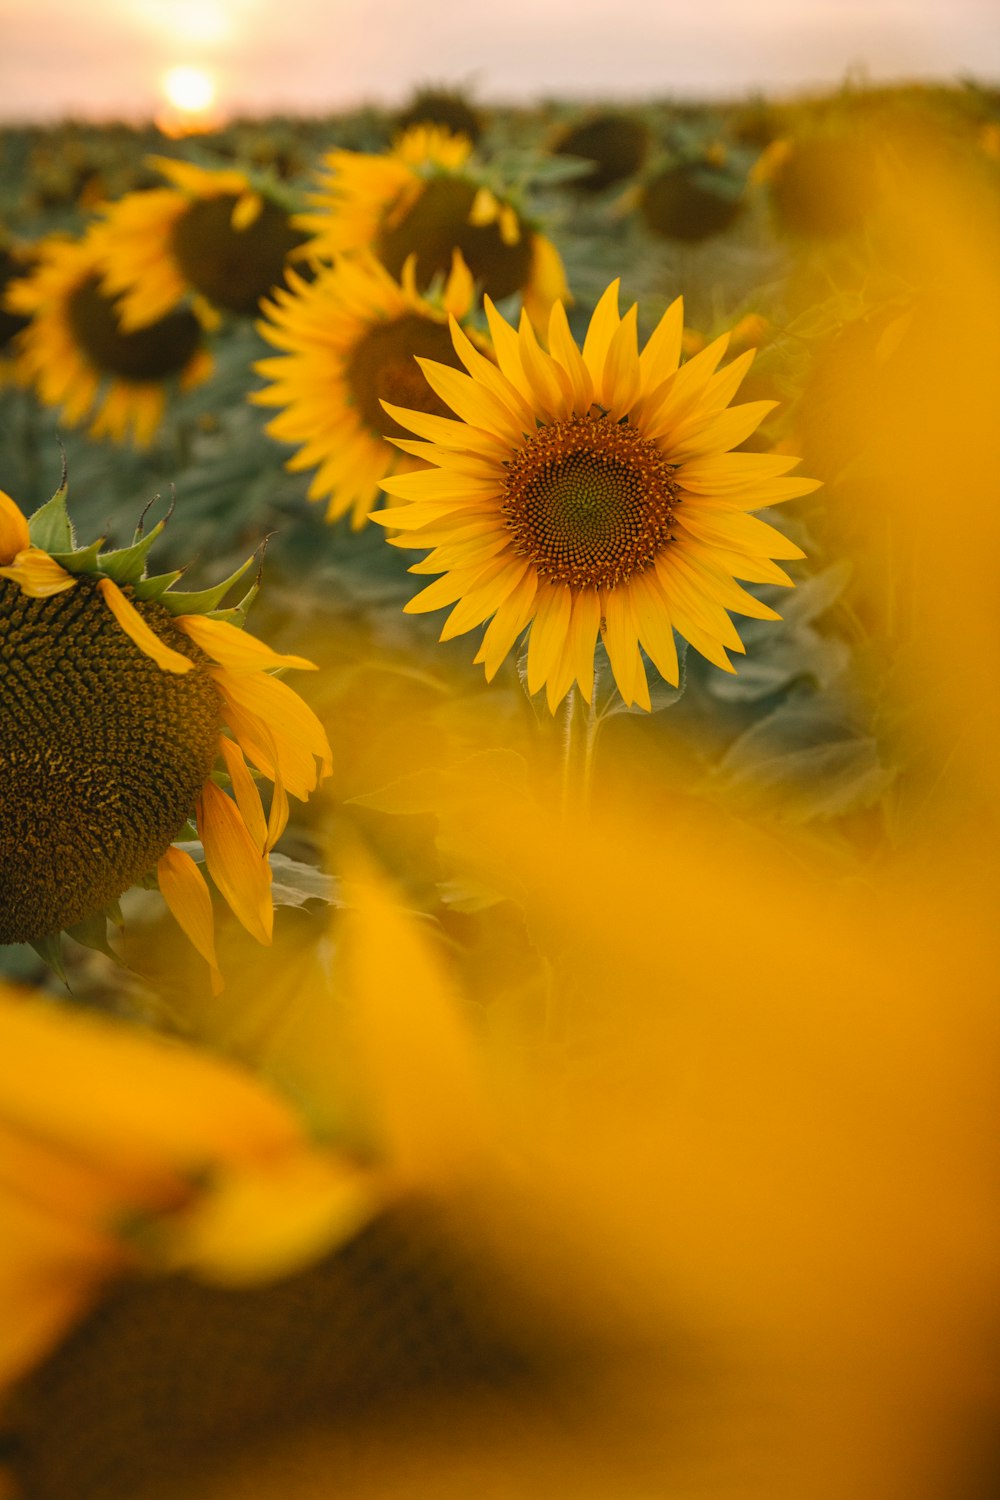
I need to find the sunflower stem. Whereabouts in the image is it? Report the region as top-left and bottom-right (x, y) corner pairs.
(560, 678), (600, 823)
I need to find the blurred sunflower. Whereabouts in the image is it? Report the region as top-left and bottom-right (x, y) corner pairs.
(4, 225), (212, 448)
(0, 859), (496, 1499)
(376, 281), (818, 710)
(752, 132), (882, 237)
(297, 125), (567, 328)
(97, 157), (306, 328)
(396, 85), (486, 146)
(551, 111), (650, 193)
(0, 482), (332, 988)
(638, 150), (746, 242)
(0, 240), (36, 382)
(252, 250), (487, 527)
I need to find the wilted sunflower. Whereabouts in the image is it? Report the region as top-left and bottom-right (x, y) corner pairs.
(0, 482), (332, 988)
(5, 225), (212, 448)
(375, 281), (819, 711)
(97, 156), (306, 328)
(252, 250), (488, 528)
(297, 126), (568, 329)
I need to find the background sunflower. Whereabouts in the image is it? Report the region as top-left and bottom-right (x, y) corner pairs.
(252, 250), (487, 527)
(5, 224), (213, 447)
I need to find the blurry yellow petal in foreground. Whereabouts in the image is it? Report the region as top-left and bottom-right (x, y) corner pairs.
(0, 986), (302, 1198)
(0, 981), (357, 1386)
(156, 1153), (379, 1288)
(340, 859), (493, 1190)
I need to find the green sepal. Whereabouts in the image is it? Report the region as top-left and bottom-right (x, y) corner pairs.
(65, 910), (125, 967)
(96, 517), (170, 585)
(27, 484), (74, 554)
(206, 572), (260, 627)
(28, 932), (68, 985)
(160, 554), (256, 617)
(132, 568), (186, 602)
(49, 537), (106, 574)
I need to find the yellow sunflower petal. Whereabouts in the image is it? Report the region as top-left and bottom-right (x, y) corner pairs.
(581, 279), (622, 384)
(219, 737), (269, 854)
(0, 549), (75, 598)
(156, 846), (223, 994)
(177, 613), (318, 675)
(0, 491), (30, 564)
(197, 781), (273, 946)
(97, 577), (194, 674)
(638, 296), (684, 390)
(569, 588), (602, 700)
(526, 583), (573, 697)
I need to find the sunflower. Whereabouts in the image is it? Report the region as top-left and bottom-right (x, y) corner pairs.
(4, 225), (213, 448)
(296, 126), (568, 329)
(97, 156), (306, 329)
(0, 239), (36, 381)
(751, 133), (882, 238)
(252, 250), (491, 528)
(550, 111), (650, 193)
(374, 281), (819, 711)
(0, 481), (332, 989)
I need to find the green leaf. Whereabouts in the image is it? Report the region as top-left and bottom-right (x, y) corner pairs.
(715, 694), (893, 821)
(96, 517), (169, 585)
(267, 853), (341, 909)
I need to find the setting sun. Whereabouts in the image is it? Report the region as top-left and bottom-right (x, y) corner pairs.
(162, 65), (216, 113)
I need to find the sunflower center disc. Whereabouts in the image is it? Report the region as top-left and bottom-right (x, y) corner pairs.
(502, 414), (679, 589)
(172, 194), (305, 315)
(345, 313), (466, 440)
(377, 177), (533, 302)
(0, 576), (221, 943)
(67, 276), (202, 381)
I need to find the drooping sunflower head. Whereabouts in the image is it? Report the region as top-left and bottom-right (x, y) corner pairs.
(97, 156), (307, 330)
(4, 226), (213, 448)
(296, 128), (568, 329)
(638, 151), (746, 242)
(374, 281), (820, 712)
(396, 85), (486, 146)
(0, 480), (332, 987)
(551, 112), (651, 193)
(252, 249), (489, 528)
(752, 132), (883, 238)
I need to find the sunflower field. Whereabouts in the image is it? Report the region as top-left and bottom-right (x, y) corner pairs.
(1, 82), (999, 1499)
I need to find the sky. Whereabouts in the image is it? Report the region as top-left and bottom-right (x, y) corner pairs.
(0, 0), (998, 122)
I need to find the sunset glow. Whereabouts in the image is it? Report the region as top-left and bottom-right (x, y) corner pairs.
(162, 65), (216, 113)
(157, 64), (221, 135)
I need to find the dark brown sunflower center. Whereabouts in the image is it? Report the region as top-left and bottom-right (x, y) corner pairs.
(0, 575), (221, 944)
(377, 177), (534, 302)
(345, 312), (467, 440)
(0, 248), (33, 349)
(66, 276), (202, 381)
(502, 414), (679, 590)
(172, 193), (305, 315)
